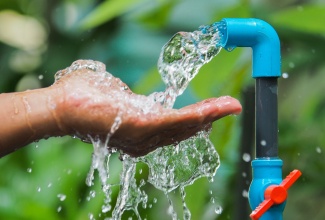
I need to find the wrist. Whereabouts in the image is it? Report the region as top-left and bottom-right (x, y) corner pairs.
(0, 86), (67, 156)
(22, 86), (67, 139)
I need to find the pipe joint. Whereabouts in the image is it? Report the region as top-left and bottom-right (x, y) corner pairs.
(220, 18), (281, 78)
(249, 159), (285, 220)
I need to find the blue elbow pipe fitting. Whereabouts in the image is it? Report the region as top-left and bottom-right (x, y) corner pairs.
(220, 18), (281, 78)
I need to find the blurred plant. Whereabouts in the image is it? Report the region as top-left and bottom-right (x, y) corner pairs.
(0, 0), (325, 219)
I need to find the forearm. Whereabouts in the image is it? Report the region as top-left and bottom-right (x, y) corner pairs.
(0, 86), (65, 157)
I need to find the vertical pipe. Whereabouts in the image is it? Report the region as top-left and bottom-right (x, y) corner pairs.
(255, 77), (278, 158)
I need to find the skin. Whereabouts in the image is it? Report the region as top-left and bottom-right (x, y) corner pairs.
(0, 60), (242, 157)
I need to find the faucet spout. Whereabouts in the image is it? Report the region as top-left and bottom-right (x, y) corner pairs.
(220, 18), (281, 78)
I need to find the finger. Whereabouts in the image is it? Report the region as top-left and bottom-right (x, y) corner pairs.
(134, 96), (241, 148)
(125, 96), (241, 140)
(178, 96), (242, 123)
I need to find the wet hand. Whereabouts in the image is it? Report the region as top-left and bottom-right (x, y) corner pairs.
(53, 60), (242, 157)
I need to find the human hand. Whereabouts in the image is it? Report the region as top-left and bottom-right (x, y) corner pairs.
(52, 60), (242, 157)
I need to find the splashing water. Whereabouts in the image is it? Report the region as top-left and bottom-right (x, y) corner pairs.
(140, 131), (219, 193)
(54, 60), (106, 81)
(136, 21), (225, 219)
(138, 131), (219, 220)
(58, 21), (227, 219)
(111, 154), (147, 220)
(86, 138), (113, 213)
(85, 110), (123, 214)
(138, 130), (220, 220)
(157, 21), (226, 108)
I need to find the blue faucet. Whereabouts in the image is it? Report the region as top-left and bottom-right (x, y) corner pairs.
(218, 18), (301, 219)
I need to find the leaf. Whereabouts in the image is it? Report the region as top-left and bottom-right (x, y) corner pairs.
(136, 0), (177, 29)
(270, 5), (325, 35)
(211, 4), (251, 22)
(80, 0), (145, 29)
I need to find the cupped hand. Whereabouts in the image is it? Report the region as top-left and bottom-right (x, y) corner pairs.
(53, 60), (242, 157)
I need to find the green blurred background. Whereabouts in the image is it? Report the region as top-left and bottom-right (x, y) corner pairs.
(0, 0), (324, 219)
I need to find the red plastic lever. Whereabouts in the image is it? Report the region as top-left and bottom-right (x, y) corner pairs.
(250, 169), (302, 220)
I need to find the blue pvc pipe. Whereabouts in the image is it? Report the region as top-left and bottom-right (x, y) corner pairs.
(220, 18), (281, 78)
(218, 18), (283, 220)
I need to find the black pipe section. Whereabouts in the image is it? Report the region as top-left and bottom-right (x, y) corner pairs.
(255, 77), (278, 158)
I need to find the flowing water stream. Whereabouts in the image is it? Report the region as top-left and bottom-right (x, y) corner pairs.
(58, 21), (227, 219)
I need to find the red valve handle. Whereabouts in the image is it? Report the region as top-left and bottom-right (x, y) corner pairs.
(250, 169), (302, 220)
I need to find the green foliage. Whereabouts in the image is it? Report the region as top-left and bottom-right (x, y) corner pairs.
(270, 5), (325, 34)
(136, 0), (177, 29)
(80, 0), (146, 29)
(1, 0), (325, 219)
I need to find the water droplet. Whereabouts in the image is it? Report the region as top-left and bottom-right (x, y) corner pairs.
(215, 205), (223, 214)
(260, 140), (267, 146)
(88, 213), (95, 220)
(48, 182), (52, 188)
(225, 46), (236, 52)
(139, 169), (142, 174)
(208, 176), (215, 183)
(27, 168), (32, 173)
(22, 96), (31, 113)
(102, 204), (111, 213)
(242, 189), (248, 198)
(57, 206), (62, 212)
(316, 147), (322, 154)
(37, 187), (41, 192)
(167, 204), (178, 219)
(242, 153), (251, 162)
(89, 190), (96, 198)
(153, 198), (157, 203)
(242, 172), (247, 178)
(38, 75), (44, 80)
(57, 194), (66, 201)
(140, 179), (146, 187)
(282, 72), (289, 79)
